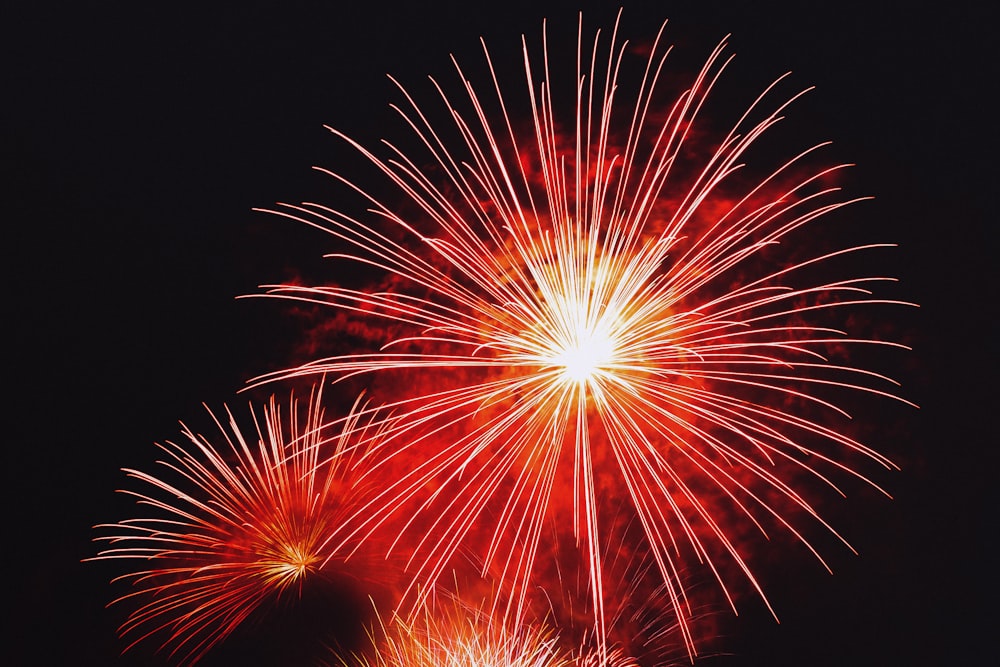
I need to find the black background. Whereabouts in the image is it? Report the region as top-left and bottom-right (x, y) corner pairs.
(5, 1), (994, 665)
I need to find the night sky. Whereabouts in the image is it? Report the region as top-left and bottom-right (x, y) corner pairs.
(6, 1), (994, 665)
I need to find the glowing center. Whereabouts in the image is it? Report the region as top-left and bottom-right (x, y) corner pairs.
(264, 539), (321, 583)
(553, 329), (615, 383)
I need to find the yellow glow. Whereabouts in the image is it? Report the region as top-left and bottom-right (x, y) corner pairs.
(263, 540), (321, 584)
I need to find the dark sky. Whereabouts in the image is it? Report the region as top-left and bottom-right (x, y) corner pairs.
(5, 1), (994, 665)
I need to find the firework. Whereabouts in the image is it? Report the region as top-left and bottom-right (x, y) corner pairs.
(252, 11), (913, 660)
(338, 591), (579, 667)
(91, 386), (376, 664)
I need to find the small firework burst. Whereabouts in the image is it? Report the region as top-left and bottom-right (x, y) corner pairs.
(91, 386), (375, 664)
(339, 591), (574, 667)
(251, 10), (913, 661)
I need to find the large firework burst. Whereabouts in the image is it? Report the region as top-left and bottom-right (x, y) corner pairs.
(253, 12), (913, 660)
(91, 386), (375, 664)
